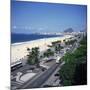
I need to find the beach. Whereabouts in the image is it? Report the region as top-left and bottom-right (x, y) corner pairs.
(11, 35), (73, 65)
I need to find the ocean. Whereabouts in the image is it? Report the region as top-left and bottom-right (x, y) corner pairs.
(11, 33), (62, 43)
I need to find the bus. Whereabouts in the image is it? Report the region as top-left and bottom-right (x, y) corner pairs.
(56, 56), (61, 64)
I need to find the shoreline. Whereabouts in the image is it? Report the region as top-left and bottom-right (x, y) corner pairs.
(11, 35), (73, 65)
(11, 35), (64, 46)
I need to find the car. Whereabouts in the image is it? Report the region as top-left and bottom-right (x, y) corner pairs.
(29, 67), (35, 70)
(42, 68), (47, 71)
(54, 73), (59, 76)
(43, 84), (53, 87)
(59, 79), (63, 84)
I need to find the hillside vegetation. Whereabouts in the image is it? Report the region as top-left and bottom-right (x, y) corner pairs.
(59, 35), (87, 86)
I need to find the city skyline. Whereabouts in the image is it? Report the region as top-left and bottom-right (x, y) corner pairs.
(11, 1), (87, 34)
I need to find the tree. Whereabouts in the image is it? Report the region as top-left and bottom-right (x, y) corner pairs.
(65, 39), (77, 46)
(63, 39), (66, 42)
(43, 49), (54, 58)
(34, 47), (40, 67)
(27, 47), (40, 67)
(52, 40), (61, 45)
(27, 47), (30, 51)
(55, 44), (63, 54)
(59, 35), (87, 86)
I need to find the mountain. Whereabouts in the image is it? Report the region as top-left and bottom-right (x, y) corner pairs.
(64, 28), (74, 33)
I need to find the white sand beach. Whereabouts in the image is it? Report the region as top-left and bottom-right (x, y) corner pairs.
(11, 35), (73, 65)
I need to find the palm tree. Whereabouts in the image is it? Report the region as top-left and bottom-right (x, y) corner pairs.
(43, 49), (54, 58)
(51, 40), (62, 54)
(55, 43), (63, 54)
(52, 40), (61, 45)
(55, 45), (58, 54)
(34, 47), (40, 67)
(27, 47), (40, 67)
(27, 51), (34, 64)
(63, 39), (66, 42)
(27, 47), (30, 51)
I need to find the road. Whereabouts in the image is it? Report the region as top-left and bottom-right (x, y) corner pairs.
(12, 34), (83, 89)
(18, 63), (59, 89)
(17, 36), (82, 89)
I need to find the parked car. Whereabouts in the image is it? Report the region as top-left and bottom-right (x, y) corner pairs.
(54, 73), (59, 76)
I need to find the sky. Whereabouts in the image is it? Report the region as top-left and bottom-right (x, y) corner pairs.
(11, 1), (87, 34)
